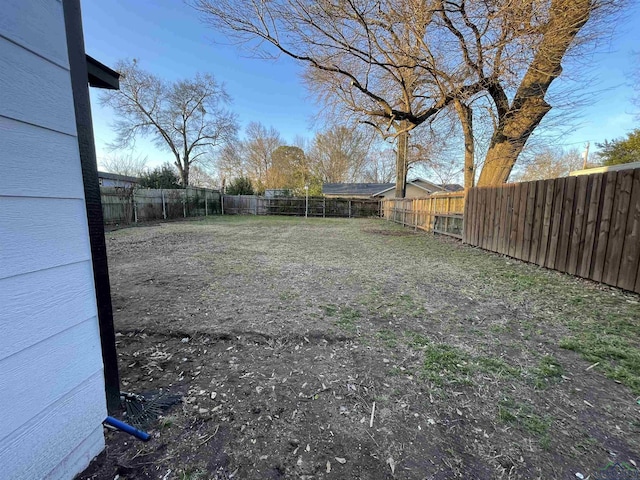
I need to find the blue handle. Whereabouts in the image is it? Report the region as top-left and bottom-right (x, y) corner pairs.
(105, 416), (151, 441)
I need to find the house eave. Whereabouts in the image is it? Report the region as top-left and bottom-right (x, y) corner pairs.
(86, 54), (119, 90)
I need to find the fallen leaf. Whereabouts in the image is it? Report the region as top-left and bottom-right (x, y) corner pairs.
(335, 457), (346, 464)
(326, 461), (331, 473)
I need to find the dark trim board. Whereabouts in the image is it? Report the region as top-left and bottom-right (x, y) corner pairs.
(63, 0), (121, 412)
(87, 55), (120, 90)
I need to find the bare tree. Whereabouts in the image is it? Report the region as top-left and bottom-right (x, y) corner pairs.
(191, 0), (489, 197)
(215, 122), (283, 192)
(100, 152), (147, 177)
(100, 59), (238, 186)
(216, 142), (246, 181)
(430, 0), (622, 186)
(511, 147), (585, 182)
(189, 166), (218, 188)
(192, 0), (622, 193)
(361, 148), (396, 183)
(242, 122), (283, 192)
(308, 125), (373, 183)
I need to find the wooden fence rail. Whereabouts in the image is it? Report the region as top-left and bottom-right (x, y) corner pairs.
(381, 192), (466, 238)
(101, 187), (221, 224)
(464, 168), (640, 294)
(222, 195), (380, 218)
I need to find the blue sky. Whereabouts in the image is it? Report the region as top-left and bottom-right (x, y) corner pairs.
(81, 0), (640, 170)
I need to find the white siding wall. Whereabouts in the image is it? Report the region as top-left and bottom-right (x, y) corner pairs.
(0, 1), (107, 479)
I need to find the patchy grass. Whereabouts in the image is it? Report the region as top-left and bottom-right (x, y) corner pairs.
(557, 310), (640, 394)
(498, 397), (553, 449)
(83, 216), (640, 480)
(532, 355), (564, 389)
(376, 329), (398, 347)
(476, 356), (521, 378)
(406, 331), (431, 348)
(421, 343), (472, 385)
(335, 306), (361, 332)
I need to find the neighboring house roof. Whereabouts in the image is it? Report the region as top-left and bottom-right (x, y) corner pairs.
(322, 182), (394, 196)
(97, 171), (140, 183)
(371, 177), (460, 196)
(569, 161), (640, 177)
(440, 183), (464, 192)
(322, 178), (464, 197)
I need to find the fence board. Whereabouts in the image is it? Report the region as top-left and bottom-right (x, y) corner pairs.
(522, 182), (536, 261)
(508, 183), (521, 258)
(603, 170), (634, 286)
(556, 176), (576, 272)
(567, 175), (589, 275)
(468, 189), (476, 244)
(100, 187), (221, 225)
(579, 174), (603, 278)
(464, 166), (640, 293)
(546, 178), (565, 269)
(537, 180), (555, 266)
(529, 180), (545, 263)
(592, 172), (618, 282)
(515, 182), (528, 260)
(382, 192), (465, 238)
(491, 188), (502, 252)
(618, 169), (640, 291)
(497, 185), (510, 254)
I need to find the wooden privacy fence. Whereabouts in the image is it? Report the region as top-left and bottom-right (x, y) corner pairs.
(101, 187), (221, 224)
(222, 195), (380, 218)
(464, 167), (640, 293)
(381, 192), (466, 238)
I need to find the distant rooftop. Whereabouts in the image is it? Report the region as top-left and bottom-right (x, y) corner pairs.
(322, 182), (394, 196)
(97, 171), (140, 183)
(440, 183), (464, 192)
(323, 179), (463, 197)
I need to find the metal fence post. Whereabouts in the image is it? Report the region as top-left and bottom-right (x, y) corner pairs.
(133, 191), (138, 223)
(161, 189), (167, 219)
(348, 200), (352, 218)
(183, 191), (186, 218)
(205, 189), (208, 216)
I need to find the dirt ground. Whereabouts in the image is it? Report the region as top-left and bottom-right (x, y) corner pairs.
(80, 216), (640, 480)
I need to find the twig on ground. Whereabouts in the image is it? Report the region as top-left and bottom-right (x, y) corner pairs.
(198, 425), (220, 446)
(370, 401), (376, 428)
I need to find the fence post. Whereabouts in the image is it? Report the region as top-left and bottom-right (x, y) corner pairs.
(402, 201), (406, 226)
(348, 200), (352, 218)
(161, 189), (167, 219)
(183, 191), (186, 218)
(133, 191), (138, 223)
(323, 198), (326, 218)
(205, 189), (208, 216)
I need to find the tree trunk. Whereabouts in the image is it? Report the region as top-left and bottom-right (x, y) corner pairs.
(395, 123), (409, 198)
(477, 0), (592, 187)
(181, 161), (190, 187)
(478, 102), (550, 186)
(454, 100), (475, 190)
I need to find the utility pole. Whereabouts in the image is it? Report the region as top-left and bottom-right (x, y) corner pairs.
(582, 142), (590, 169)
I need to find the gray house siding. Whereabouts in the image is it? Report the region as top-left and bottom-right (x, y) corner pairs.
(0, 1), (107, 478)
